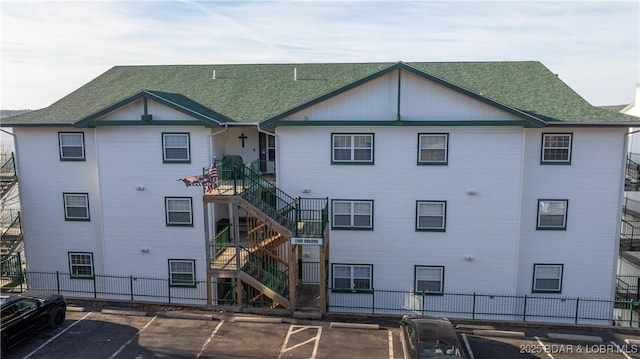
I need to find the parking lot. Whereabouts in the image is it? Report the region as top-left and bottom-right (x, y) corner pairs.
(4, 306), (640, 358)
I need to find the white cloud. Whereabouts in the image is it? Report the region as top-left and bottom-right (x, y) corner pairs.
(1, 0), (638, 109)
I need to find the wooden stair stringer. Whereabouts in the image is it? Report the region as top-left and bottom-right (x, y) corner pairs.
(237, 270), (291, 309)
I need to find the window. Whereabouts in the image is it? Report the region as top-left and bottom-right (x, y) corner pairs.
(63, 193), (90, 221)
(331, 200), (373, 230)
(59, 132), (85, 160)
(332, 264), (372, 292)
(418, 133), (448, 165)
(69, 252), (94, 278)
(416, 201), (446, 231)
(541, 133), (572, 164)
(533, 264), (563, 293)
(162, 133), (190, 163)
(169, 259), (196, 287)
(331, 133), (374, 164)
(415, 266), (444, 294)
(537, 199), (568, 230)
(165, 197), (193, 226)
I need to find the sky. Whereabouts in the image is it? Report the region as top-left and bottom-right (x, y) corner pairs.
(0, 0), (639, 113)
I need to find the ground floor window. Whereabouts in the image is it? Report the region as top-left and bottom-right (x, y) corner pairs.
(169, 259), (196, 287)
(69, 252), (94, 278)
(332, 263), (372, 292)
(532, 264), (563, 293)
(414, 265), (444, 294)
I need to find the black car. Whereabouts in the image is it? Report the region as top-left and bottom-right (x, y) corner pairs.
(0, 292), (66, 354)
(400, 315), (467, 358)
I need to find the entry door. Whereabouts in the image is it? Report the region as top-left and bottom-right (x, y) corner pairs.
(259, 132), (276, 174)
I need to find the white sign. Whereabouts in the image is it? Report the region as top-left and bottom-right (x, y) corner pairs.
(291, 237), (323, 246)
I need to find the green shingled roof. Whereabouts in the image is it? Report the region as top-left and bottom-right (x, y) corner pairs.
(3, 61), (637, 126)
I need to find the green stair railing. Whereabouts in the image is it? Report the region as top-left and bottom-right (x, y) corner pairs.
(240, 247), (288, 298)
(0, 252), (22, 280)
(210, 226), (231, 259)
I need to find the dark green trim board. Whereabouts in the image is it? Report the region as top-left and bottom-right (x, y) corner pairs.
(396, 68), (402, 121)
(277, 120), (534, 127)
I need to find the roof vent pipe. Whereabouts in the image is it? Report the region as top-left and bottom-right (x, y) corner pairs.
(212, 69), (216, 80)
(294, 67), (297, 81)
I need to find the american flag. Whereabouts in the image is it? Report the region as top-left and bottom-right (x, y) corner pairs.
(207, 157), (217, 191)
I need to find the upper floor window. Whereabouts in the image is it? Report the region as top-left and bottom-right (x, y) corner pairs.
(332, 263), (372, 292)
(415, 265), (444, 294)
(532, 264), (563, 293)
(162, 133), (190, 163)
(537, 199), (568, 230)
(418, 133), (448, 165)
(331, 199), (373, 230)
(63, 193), (90, 221)
(332, 133), (374, 164)
(416, 201), (446, 232)
(165, 197), (193, 226)
(169, 259), (196, 287)
(59, 132), (85, 160)
(541, 133), (572, 164)
(69, 252), (94, 278)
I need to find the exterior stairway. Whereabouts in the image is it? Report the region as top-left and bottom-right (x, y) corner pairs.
(207, 160), (328, 310)
(0, 153), (17, 198)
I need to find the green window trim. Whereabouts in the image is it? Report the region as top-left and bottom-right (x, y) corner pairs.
(68, 252), (94, 279)
(417, 133), (449, 165)
(58, 132), (86, 161)
(331, 133), (374, 165)
(532, 263), (563, 293)
(331, 199), (374, 230)
(165, 197), (194, 227)
(63, 193), (90, 221)
(414, 265), (445, 295)
(168, 259), (197, 287)
(536, 199), (568, 230)
(540, 133), (572, 165)
(331, 263), (373, 292)
(162, 132), (191, 163)
(415, 201), (446, 232)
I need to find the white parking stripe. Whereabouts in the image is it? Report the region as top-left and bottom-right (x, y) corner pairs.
(461, 333), (475, 359)
(195, 320), (224, 359)
(108, 316), (157, 359)
(610, 341), (633, 359)
(278, 325), (322, 359)
(22, 312), (92, 359)
(388, 330), (394, 359)
(535, 336), (555, 359)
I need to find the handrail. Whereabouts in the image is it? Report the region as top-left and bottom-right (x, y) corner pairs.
(240, 246), (289, 298)
(0, 152), (16, 177)
(0, 252), (22, 278)
(1, 212), (22, 241)
(210, 226), (230, 259)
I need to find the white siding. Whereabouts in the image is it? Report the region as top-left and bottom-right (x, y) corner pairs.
(14, 127), (104, 273)
(518, 127), (627, 299)
(277, 125), (525, 292)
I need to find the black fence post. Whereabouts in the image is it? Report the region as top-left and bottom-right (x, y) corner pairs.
(56, 271), (60, 293)
(130, 275), (134, 301)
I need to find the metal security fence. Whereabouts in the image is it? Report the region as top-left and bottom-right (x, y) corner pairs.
(327, 288), (640, 327)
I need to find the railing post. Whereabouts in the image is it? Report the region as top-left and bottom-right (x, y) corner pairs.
(522, 295), (527, 322)
(130, 275), (134, 301)
(93, 275), (97, 298)
(372, 288), (375, 315)
(629, 300), (634, 327)
(472, 292), (476, 319)
(574, 297), (580, 324)
(422, 292), (425, 316)
(56, 271), (60, 293)
(636, 277), (640, 301)
(168, 278), (172, 303)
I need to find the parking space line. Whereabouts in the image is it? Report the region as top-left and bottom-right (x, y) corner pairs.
(388, 330), (394, 359)
(22, 312), (93, 359)
(195, 320), (224, 359)
(108, 316), (157, 359)
(278, 325), (322, 359)
(461, 334), (475, 359)
(535, 336), (555, 359)
(610, 341), (633, 359)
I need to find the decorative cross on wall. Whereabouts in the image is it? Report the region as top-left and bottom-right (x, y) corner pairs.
(238, 133), (248, 147)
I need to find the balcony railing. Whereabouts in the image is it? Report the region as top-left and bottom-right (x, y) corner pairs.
(621, 219), (640, 251)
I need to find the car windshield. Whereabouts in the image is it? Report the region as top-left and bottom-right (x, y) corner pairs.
(418, 343), (463, 358)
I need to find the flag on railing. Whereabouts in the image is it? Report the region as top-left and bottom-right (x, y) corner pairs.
(177, 175), (211, 187)
(207, 157), (217, 192)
